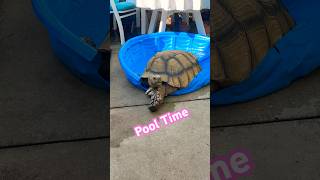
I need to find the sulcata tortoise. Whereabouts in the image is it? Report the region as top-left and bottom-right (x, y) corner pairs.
(212, 0), (295, 91)
(141, 50), (201, 112)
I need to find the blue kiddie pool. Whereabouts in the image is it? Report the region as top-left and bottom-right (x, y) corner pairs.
(119, 32), (210, 95)
(32, 0), (109, 88)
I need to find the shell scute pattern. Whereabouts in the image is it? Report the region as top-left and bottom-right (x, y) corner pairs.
(142, 50), (201, 89)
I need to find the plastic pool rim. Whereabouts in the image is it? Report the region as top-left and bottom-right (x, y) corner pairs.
(119, 32), (210, 95)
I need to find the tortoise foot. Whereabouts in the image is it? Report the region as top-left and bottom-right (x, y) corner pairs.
(148, 105), (158, 112)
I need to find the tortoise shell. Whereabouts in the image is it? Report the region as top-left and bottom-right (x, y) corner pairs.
(141, 50), (201, 88)
(212, 0), (295, 89)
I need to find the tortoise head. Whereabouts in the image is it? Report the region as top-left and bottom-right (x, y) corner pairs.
(148, 74), (162, 88)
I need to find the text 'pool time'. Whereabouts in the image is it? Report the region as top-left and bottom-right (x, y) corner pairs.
(133, 109), (190, 137)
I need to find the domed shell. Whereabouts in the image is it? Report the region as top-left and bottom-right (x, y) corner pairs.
(141, 50), (201, 88)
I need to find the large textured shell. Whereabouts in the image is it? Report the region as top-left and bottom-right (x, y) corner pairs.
(212, 0), (295, 88)
(141, 50), (201, 88)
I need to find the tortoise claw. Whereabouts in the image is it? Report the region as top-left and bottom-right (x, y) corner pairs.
(145, 88), (155, 96)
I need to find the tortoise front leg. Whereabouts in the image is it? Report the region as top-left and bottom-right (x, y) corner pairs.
(148, 86), (166, 112)
(148, 90), (161, 112)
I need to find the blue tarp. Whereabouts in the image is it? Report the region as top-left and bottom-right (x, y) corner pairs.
(213, 0), (320, 105)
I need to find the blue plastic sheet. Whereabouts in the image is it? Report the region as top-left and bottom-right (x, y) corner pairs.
(119, 32), (210, 95)
(213, 0), (320, 105)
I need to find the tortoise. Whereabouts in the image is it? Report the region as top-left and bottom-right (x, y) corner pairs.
(212, 0), (295, 91)
(141, 50), (201, 112)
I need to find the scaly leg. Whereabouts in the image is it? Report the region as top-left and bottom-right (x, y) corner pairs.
(150, 91), (161, 106)
(148, 90), (161, 112)
(148, 86), (166, 112)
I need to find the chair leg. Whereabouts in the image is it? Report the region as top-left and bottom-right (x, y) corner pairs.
(141, 9), (147, 34)
(113, 15), (117, 31)
(193, 10), (206, 35)
(113, 13), (126, 44)
(159, 10), (168, 32)
(136, 8), (140, 27)
(118, 23), (126, 45)
(148, 10), (158, 34)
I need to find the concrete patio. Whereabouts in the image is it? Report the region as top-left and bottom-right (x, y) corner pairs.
(110, 44), (210, 180)
(2, 0), (320, 179)
(0, 0), (107, 179)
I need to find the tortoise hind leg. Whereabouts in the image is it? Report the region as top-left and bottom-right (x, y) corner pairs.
(164, 85), (177, 96)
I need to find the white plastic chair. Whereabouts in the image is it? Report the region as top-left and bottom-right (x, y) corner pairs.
(110, 0), (140, 45)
